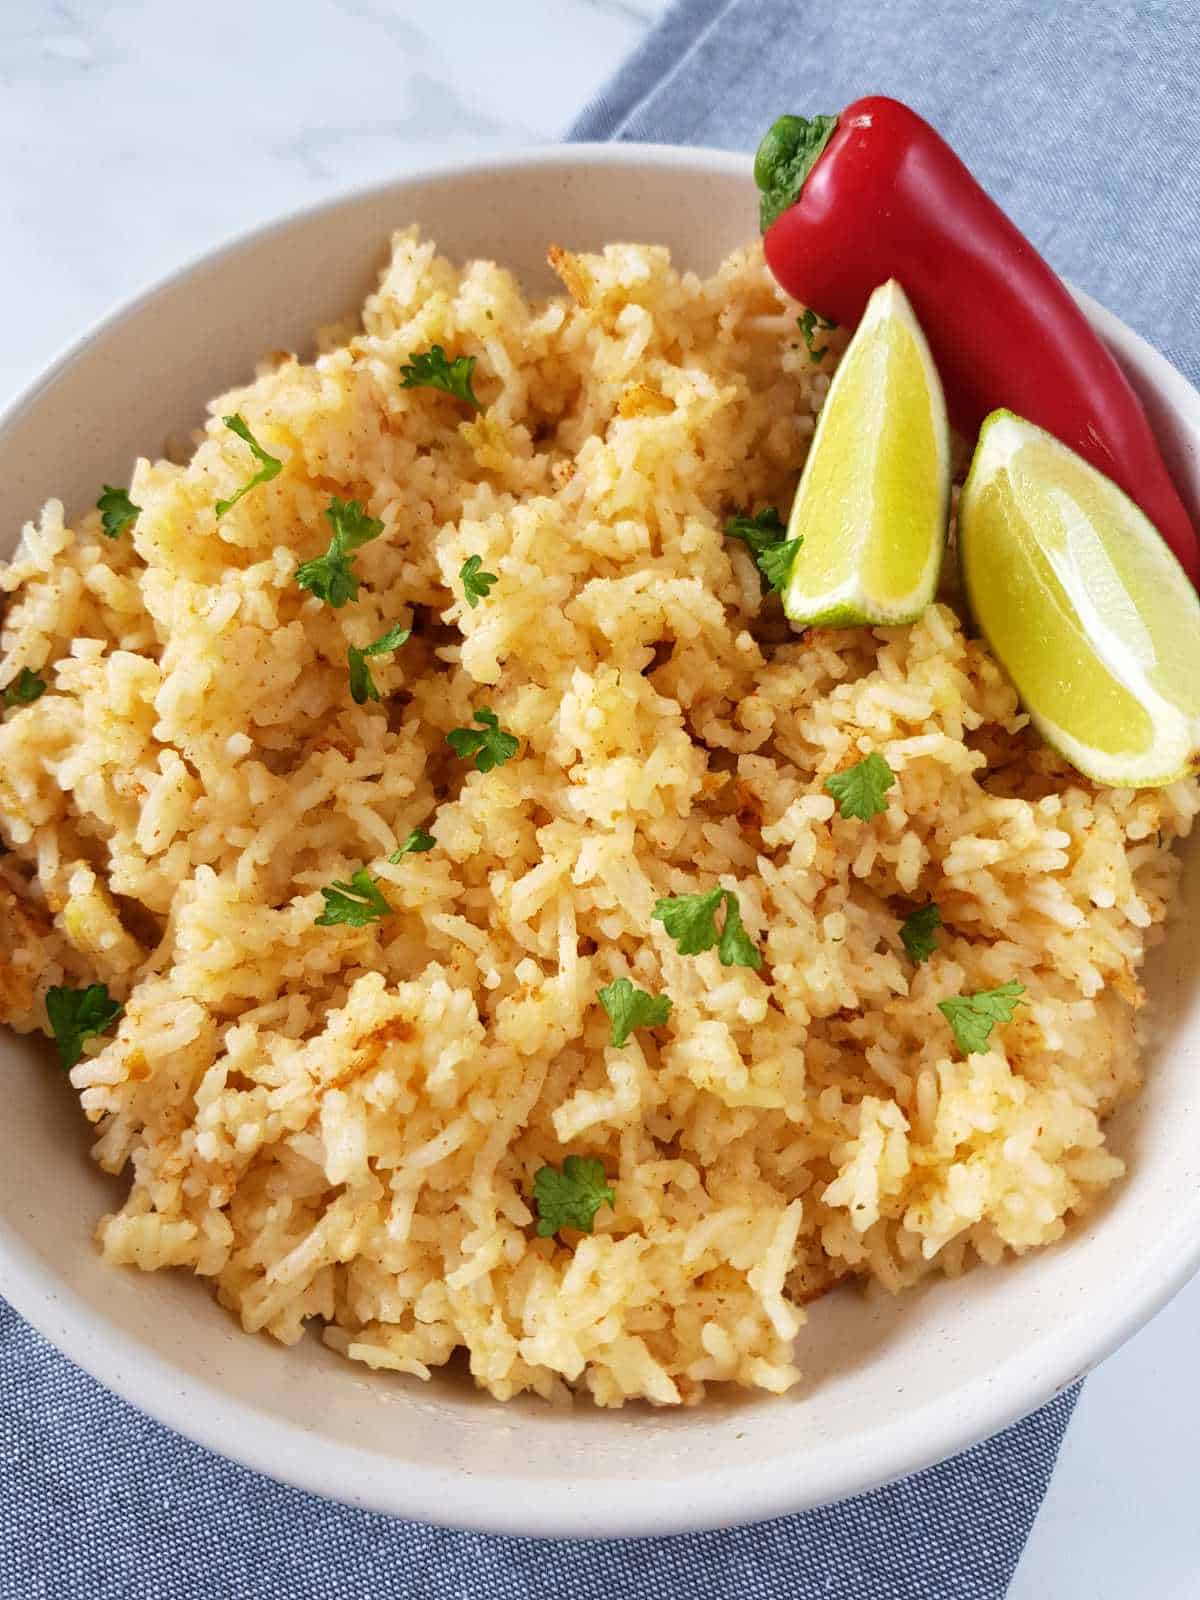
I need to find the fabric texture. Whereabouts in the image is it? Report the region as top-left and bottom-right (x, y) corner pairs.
(1, 1297), (1075, 1599)
(570, 0), (1200, 389)
(7, 0), (1199, 1594)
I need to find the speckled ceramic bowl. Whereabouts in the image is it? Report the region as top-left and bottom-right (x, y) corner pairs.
(2, 146), (1199, 1538)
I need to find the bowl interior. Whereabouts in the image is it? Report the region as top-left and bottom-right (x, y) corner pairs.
(2, 147), (1199, 1538)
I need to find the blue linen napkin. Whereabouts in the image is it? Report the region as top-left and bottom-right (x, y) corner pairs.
(1, 1299), (1074, 1600)
(4, 2), (1198, 1596)
(570, 0), (1200, 389)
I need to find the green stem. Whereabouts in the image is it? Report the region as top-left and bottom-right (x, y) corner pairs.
(754, 113), (839, 232)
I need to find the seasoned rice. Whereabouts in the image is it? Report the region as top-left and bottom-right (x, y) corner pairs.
(1, 231), (1195, 1407)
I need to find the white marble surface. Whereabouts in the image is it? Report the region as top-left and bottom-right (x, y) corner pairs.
(2, 2), (1197, 1593)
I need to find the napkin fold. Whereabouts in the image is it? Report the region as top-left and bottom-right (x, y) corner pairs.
(7, 0), (1199, 1594)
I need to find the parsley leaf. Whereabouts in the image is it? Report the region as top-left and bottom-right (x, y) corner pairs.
(459, 554), (498, 609)
(399, 345), (484, 413)
(716, 893), (762, 969)
(533, 1155), (615, 1238)
(347, 621), (411, 705)
(758, 536), (803, 593)
(725, 506), (786, 558)
(652, 887), (762, 969)
(598, 977), (672, 1048)
(45, 983), (123, 1070)
(900, 903), (942, 964)
(724, 506), (801, 592)
(96, 485), (141, 540)
(388, 827), (436, 863)
(797, 308), (838, 363)
(653, 885), (724, 955)
(825, 753), (896, 821)
(214, 414), (283, 517)
(938, 982), (1026, 1056)
(296, 497), (385, 608)
(3, 668), (47, 709)
(445, 708), (520, 773)
(314, 867), (395, 928)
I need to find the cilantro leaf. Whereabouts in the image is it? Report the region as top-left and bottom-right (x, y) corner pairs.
(652, 887), (762, 969)
(347, 621), (411, 705)
(900, 903), (942, 964)
(445, 708), (519, 773)
(314, 867), (395, 928)
(459, 554), (498, 609)
(725, 506), (786, 557)
(45, 983), (123, 1070)
(825, 753), (896, 821)
(758, 536), (803, 593)
(938, 982), (1026, 1056)
(3, 668), (47, 709)
(533, 1155), (615, 1238)
(96, 485), (141, 540)
(214, 414), (283, 517)
(797, 307), (838, 363)
(388, 827), (436, 863)
(296, 497), (385, 608)
(598, 977), (672, 1048)
(399, 345), (484, 413)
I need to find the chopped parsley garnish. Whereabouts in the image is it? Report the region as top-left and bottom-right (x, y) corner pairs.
(347, 621), (411, 705)
(797, 308), (838, 363)
(598, 977), (672, 1048)
(214, 414), (283, 517)
(533, 1155), (615, 1238)
(45, 983), (123, 1070)
(314, 868), (395, 928)
(714, 893), (762, 969)
(445, 708), (519, 773)
(296, 497), (385, 608)
(725, 506), (786, 557)
(399, 345), (484, 413)
(459, 554), (498, 609)
(757, 536), (803, 593)
(825, 753), (896, 821)
(388, 827), (436, 863)
(652, 886), (762, 969)
(900, 903), (942, 965)
(724, 506), (801, 591)
(938, 982), (1026, 1056)
(3, 668), (47, 709)
(96, 485), (141, 540)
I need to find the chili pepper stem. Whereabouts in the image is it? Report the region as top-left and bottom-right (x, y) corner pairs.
(754, 113), (839, 232)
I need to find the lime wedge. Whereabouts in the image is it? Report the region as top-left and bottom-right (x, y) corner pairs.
(959, 410), (1200, 787)
(781, 279), (950, 627)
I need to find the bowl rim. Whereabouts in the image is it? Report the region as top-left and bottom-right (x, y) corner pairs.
(3, 139), (1200, 1539)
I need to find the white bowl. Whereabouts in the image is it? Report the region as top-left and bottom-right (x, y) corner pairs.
(2, 145), (1199, 1540)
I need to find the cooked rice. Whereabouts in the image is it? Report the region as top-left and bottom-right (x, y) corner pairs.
(1, 232), (1195, 1408)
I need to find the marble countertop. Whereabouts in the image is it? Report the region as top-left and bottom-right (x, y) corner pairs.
(2, 2), (1197, 1594)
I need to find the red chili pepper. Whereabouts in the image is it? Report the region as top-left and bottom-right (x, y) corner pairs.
(756, 97), (1200, 585)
